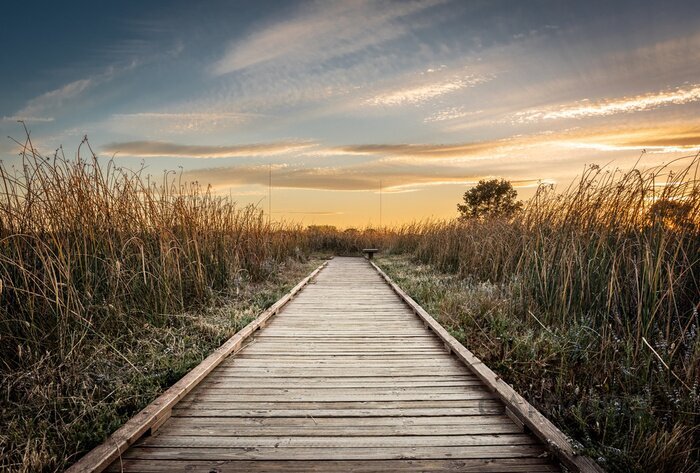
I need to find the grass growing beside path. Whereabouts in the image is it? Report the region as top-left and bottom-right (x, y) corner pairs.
(377, 254), (698, 473)
(0, 256), (322, 472)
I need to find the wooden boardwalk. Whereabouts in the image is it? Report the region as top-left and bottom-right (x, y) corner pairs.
(72, 257), (601, 472)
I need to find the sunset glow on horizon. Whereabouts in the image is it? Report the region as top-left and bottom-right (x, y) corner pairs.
(2, 0), (700, 227)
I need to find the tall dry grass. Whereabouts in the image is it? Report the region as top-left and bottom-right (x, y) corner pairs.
(0, 130), (323, 471)
(0, 131), (310, 370)
(395, 158), (699, 377)
(374, 156), (700, 471)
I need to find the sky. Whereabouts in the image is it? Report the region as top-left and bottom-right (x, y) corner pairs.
(2, 0), (700, 227)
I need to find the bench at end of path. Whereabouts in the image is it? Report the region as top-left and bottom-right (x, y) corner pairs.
(362, 248), (379, 260)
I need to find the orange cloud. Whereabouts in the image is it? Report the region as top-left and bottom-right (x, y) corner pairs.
(103, 140), (313, 158)
(110, 123), (700, 196)
(555, 124), (700, 152)
(184, 158), (551, 193)
(332, 140), (515, 159)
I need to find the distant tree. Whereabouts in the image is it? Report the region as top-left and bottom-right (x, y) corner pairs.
(307, 225), (338, 233)
(458, 178), (522, 220)
(647, 199), (695, 230)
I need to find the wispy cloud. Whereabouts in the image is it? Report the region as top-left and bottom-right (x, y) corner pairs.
(424, 107), (483, 123)
(366, 75), (487, 107)
(556, 125), (700, 153)
(211, 0), (447, 75)
(332, 139), (519, 160)
(513, 83), (700, 122)
(185, 163), (483, 192)
(2, 116), (55, 123)
(185, 160), (563, 194)
(103, 140), (313, 158)
(109, 111), (255, 134)
(333, 125), (700, 163)
(12, 63), (138, 120)
(16, 78), (94, 118)
(99, 121), (700, 171)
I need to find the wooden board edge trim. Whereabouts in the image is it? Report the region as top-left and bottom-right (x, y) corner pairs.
(66, 260), (329, 473)
(369, 260), (604, 473)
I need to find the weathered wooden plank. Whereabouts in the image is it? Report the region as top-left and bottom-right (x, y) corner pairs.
(237, 352), (450, 356)
(175, 401), (502, 411)
(153, 423), (524, 437)
(139, 434), (538, 448)
(222, 361), (465, 368)
(246, 339), (440, 343)
(211, 367), (469, 375)
(180, 391), (497, 402)
(163, 415), (516, 427)
(121, 444), (549, 461)
(226, 355), (458, 362)
(106, 458), (560, 472)
(243, 342), (443, 345)
(190, 385), (485, 393)
(201, 376), (479, 386)
(257, 332), (435, 337)
(240, 348), (447, 353)
(255, 334), (437, 339)
(170, 407), (505, 417)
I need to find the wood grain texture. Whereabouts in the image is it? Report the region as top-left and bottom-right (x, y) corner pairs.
(105, 458), (561, 472)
